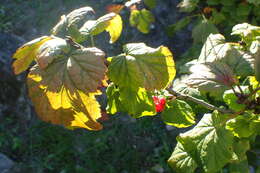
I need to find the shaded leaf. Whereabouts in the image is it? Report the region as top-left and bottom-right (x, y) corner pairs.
(144, 0), (156, 9)
(168, 142), (198, 173)
(129, 9), (155, 34)
(192, 19), (218, 43)
(12, 36), (53, 74)
(108, 43), (176, 91)
(167, 17), (191, 37)
(161, 99), (195, 128)
(178, 111), (234, 172)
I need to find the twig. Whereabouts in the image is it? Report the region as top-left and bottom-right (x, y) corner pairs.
(167, 87), (234, 114)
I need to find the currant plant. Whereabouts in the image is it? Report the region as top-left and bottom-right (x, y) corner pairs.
(12, 4), (259, 173)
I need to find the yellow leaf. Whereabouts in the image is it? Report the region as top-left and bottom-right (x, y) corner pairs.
(105, 14), (123, 43)
(27, 66), (103, 131)
(12, 36), (53, 74)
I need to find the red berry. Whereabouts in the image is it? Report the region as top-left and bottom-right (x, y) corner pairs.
(153, 96), (166, 113)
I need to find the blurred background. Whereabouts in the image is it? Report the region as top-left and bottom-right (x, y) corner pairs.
(0, 0), (259, 172)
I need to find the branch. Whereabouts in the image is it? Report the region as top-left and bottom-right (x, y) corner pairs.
(167, 87), (234, 114)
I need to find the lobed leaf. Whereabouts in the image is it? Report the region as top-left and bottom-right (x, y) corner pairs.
(27, 45), (107, 130)
(129, 9), (155, 34)
(168, 142), (198, 173)
(80, 13), (123, 43)
(178, 111), (234, 172)
(108, 43), (176, 91)
(12, 36), (53, 74)
(161, 99), (195, 128)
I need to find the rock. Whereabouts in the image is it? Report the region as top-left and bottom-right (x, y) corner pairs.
(0, 153), (15, 173)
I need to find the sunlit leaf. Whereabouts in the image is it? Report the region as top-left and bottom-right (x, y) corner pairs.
(250, 40), (260, 81)
(51, 6), (95, 36)
(223, 86), (250, 112)
(178, 111), (234, 172)
(161, 99), (195, 128)
(226, 112), (259, 138)
(185, 62), (237, 93)
(125, 0), (141, 8)
(129, 9), (155, 34)
(12, 36), (53, 74)
(198, 34), (254, 77)
(27, 46), (107, 130)
(27, 66), (103, 130)
(118, 87), (156, 118)
(177, 0), (199, 12)
(168, 142), (198, 173)
(108, 43), (176, 91)
(80, 13), (123, 43)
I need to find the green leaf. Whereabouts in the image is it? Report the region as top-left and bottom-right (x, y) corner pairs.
(178, 111), (234, 172)
(167, 17), (191, 37)
(144, 0), (156, 9)
(206, 0), (219, 5)
(211, 10), (226, 24)
(119, 87), (156, 118)
(27, 42), (108, 130)
(226, 112), (259, 138)
(129, 9), (155, 34)
(161, 99), (195, 128)
(223, 87), (250, 112)
(229, 139), (250, 173)
(247, 0), (260, 5)
(250, 40), (260, 81)
(51, 6), (95, 36)
(177, 0), (199, 13)
(168, 142), (198, 173)
(198, 34), (255, 78)
(108, 43), (176, 91)
(192, 19), (219, 43)
(236, 4), (251, 17)
(106, 83), (124, 114)
(79, 13), (123, 43)
(12, 36), (53, 74)
(249, 76), (260, 96)
(220, 0), (235, 6)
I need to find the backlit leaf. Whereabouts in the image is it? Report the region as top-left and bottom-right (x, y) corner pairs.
(168, 142), (198, 173)
(161, 99), (195, 128)
(106, 83), (125, 114)
(51, 6), (95, 36)
(80, 13), (123, 43)
(129, 9), (155, 34)
(12, 36), (53, 74)
(178, 111), (234, 172)
(27, 45), (107, 130)
(108, 43), (176, 91)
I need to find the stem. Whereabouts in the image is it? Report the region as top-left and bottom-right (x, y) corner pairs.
(167, 88), (234, 114)
(90, 36), (95, 47)
(237, 83), (244, 95)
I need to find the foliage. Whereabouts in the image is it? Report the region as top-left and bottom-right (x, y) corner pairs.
(11, 1), (260, 173)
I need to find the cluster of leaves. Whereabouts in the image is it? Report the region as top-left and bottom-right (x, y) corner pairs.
(168, 23), (260, 173)
(106, 0), (156, 34)
(12, 6), (176, 131)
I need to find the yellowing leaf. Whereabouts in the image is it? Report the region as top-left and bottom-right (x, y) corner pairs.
(105, 14), (122, 43)
(129, 9), (155, 34)
(27, 70), (102, 130)
(26, 45), (108, 130)
(80, 13), (122, 43)
(108, 43), (176, 91)
(106, 4), (124, 13)
(12, 36), (53, 74)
